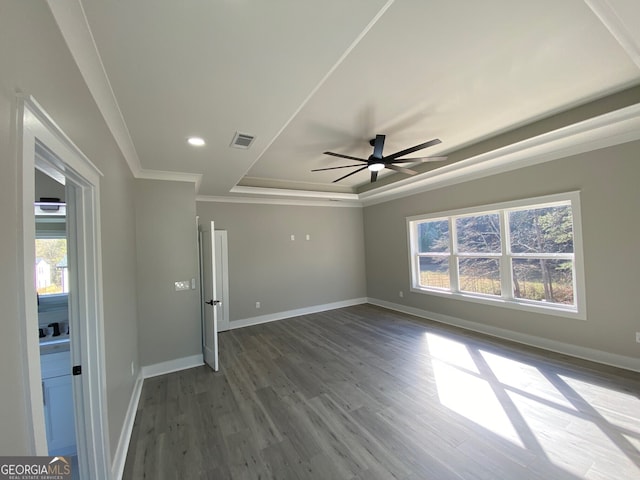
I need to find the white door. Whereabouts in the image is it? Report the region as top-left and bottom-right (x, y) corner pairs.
(214, 230), (230, 332)
(201, 221), (219, 371)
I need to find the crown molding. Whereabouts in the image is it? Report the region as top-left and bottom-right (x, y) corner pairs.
(230, 186), (359, 201)
(208, 103), (640, 207)
(196, 196), (360, 208)
(48, 1), (209, 193)
(47, 0), (143, 177)
(585, 0), (640, 70)
(359, 102), (640, 206)
(198, 102), (640, 207)
(200, 188), (361, 207)
(48, 0), (640, 208)
(136, 169), (203, 191)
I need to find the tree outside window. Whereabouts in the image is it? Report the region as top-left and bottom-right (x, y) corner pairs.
(35, 238), (68, 295)
(409, 194), (581, 316)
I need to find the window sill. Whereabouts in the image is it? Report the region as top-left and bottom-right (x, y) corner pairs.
(409, 286), (586, 320)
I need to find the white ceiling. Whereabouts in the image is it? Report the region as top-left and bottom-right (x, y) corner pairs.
(50, 0), (640, 203)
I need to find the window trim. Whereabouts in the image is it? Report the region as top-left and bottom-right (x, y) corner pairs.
(407, 191), (587, 320)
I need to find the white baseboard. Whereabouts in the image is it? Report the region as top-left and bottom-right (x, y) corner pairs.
(230, 297), (368, 330)
(108, 297), (637, 480)
(110, 372), (143, 480)
(111, 354), (204, 479)
(368, 298), (640, 373)
(141, 354), (204, 379)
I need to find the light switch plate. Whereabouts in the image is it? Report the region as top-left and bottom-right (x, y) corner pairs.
(175, 281), (190, 291)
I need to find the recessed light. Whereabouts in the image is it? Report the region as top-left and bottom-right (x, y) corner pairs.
(187, 137), (205, 146)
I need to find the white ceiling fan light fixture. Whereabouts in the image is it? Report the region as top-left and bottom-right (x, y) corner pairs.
(368, 162), (385, 172)
(187, 136), (206, 147)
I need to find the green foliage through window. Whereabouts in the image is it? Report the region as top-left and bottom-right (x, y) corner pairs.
(35, 238), (68, 295)
(410, 196), (579, 311)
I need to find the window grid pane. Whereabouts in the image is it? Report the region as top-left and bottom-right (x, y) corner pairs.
(458, 258), (501, 296)
(455, 213), (501, 253)
(512, 258), (575, 305)
(418, 256), (450, 290)
(417, 220), (449, 253)
(508, 204), (573, 254)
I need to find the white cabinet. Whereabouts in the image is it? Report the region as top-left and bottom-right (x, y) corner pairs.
(41, 350), (76, 456)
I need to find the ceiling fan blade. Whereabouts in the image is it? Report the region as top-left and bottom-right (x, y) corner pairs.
(372, 134), (385, 159)
(333, 165), (368, 183)
(311, 164), (366, 172)
(385, 138), (442, 161)
(323, 151), (368, 162)
(370, 170), (378, 183)
(386, 164), (418, 176)
(391, 156), (448, 164)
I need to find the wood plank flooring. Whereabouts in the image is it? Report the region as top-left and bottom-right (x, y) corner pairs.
(123, 304), (640, 479)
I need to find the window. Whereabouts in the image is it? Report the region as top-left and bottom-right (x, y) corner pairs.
(408, 192), (585, 318)
(35, 211), (68, 296)
(35, 238), (68, 295)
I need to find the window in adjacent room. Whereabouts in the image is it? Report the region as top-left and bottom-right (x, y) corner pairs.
(35, 203), (67, 296)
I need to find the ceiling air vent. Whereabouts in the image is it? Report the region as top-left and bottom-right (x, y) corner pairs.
(230, 132), (255, 149)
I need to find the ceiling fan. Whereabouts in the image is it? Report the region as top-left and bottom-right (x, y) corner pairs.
(312, 134), (448, 183)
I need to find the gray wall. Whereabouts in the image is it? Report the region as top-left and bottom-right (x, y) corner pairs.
(35, 169), (65, 202)
(196, 202), (367, 322)
(364, 140), (640, 359)
(135, 179), (201, 366)
(0, 0), (139, 456)
(1, 0), (636, 461)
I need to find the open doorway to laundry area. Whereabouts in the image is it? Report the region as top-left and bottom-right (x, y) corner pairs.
(19, 98), (111, 479)
(34, 168), (77, 473)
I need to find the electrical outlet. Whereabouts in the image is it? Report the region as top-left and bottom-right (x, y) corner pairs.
(636, 332), (640, 344)
(256, 301), (261, 309)
(290, 234), (295, 241)
(399, 291), (404, 298)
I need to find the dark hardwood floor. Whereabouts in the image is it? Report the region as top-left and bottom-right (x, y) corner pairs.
(123, 304), (640, 479)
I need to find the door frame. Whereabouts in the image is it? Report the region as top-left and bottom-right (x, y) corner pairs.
(17, 96), (110, 478)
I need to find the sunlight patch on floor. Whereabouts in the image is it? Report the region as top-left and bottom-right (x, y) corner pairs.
(424, 333), (479, 373)
(625, 434), (640, 451)
(426, 333), (640, 478)
(508, 390), (602, 475)
(560, 375), (640, 431)
(431, 357), (524, 447)
(480, 350), (576, 410)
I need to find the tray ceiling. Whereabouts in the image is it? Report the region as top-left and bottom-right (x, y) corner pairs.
(49, 0), (640, 203)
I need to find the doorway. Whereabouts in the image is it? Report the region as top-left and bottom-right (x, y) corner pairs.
(19, 97), (110, 479)
(35, 170), (77, 461)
